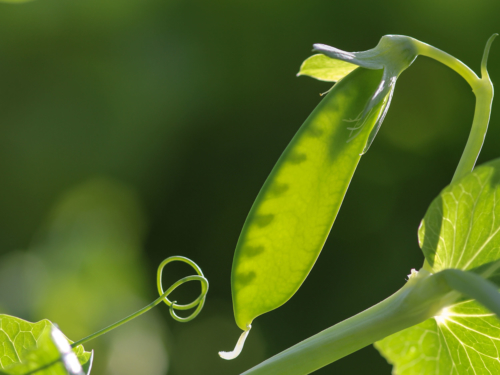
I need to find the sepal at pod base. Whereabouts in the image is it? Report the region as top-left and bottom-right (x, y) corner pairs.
(311, 35), (419, 153)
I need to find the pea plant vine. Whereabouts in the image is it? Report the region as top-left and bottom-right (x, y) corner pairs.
(220, 33), (500, 375)
(1, 34), (498, 375)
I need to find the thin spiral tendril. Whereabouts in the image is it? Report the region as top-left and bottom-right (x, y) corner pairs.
(71, 256), (208, 348)
(157, 256), (208, 322)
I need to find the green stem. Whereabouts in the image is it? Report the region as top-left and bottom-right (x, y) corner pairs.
(451, 83), (494, 182)
(412, 35), (497, 182)
(242, 267), (500, 375)
(241, 270), (457, 375)
(414, 40), (480, 90)
(71, 256), (208, 349)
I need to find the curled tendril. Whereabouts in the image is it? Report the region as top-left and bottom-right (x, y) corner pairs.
(71, 256), (208, 348)
(157, 256), (209, 322)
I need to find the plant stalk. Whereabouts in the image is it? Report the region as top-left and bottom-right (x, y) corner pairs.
(451, 83), (493, 182)
(412, 35), (497, 182)
(241, 270), (456, 375)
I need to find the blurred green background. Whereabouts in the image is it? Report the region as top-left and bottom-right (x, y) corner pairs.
(0, 0), (498, 374)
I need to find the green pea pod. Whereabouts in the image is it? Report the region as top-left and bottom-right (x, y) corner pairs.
(220, 36), (419, 359)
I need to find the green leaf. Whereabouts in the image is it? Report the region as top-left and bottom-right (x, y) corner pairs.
(377, 159), (500, 374)
(297, 54), (357, 82)
(0, 315), (91, 375)
(419, 159), (500, 272)
(375, 300), (500, 374)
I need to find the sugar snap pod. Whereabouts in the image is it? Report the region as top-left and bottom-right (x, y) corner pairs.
(220, 36), (419, 359)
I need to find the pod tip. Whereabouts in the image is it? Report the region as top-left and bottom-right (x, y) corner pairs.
(218, 325), (252, 360)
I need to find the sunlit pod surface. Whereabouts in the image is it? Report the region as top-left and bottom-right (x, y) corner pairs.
(231, 67), (388, 331)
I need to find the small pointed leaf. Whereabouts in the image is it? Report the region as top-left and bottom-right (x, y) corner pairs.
(297, 54), (357, 82)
